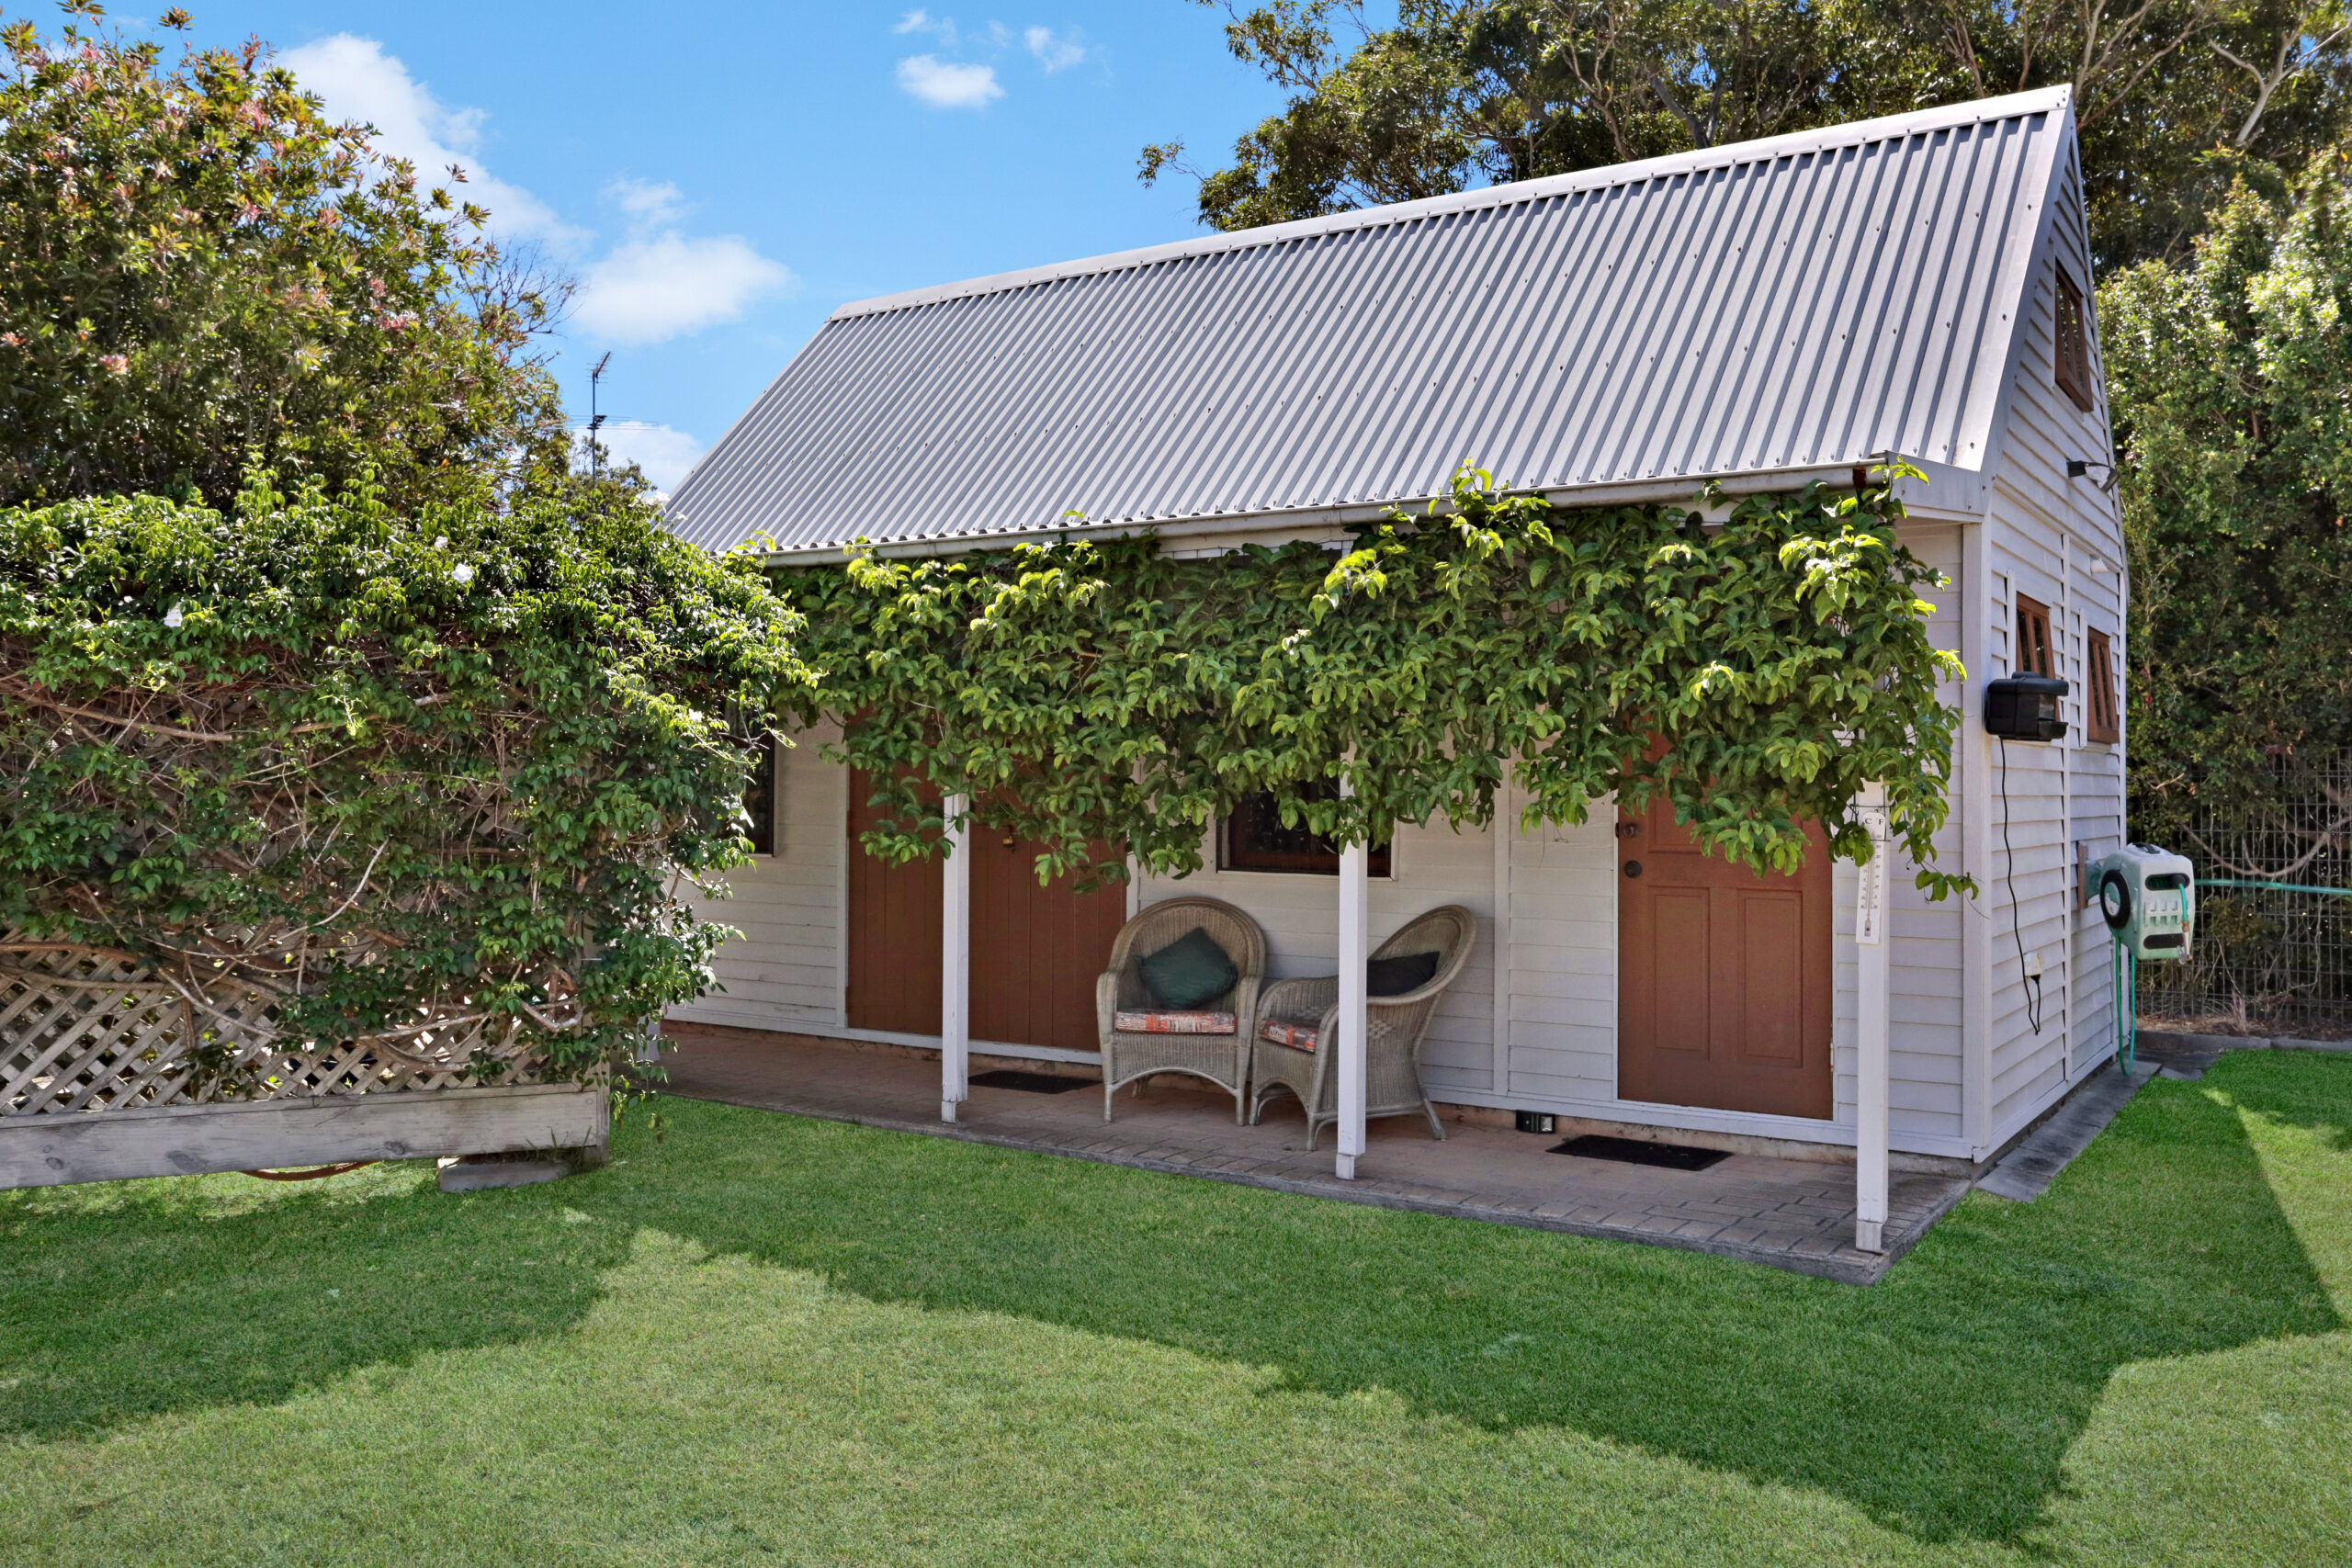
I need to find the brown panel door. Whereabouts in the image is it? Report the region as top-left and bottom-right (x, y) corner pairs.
(845, 770), (943, 1035)
(845, 774), (1124, 1053)
(1617, 797), (1834, 1119)
(969, 830), (1126, 1054)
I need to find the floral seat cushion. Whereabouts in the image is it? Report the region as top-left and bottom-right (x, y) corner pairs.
(1114, 1009), (1238, 1035)
(1257, 1016), (1321, 1052)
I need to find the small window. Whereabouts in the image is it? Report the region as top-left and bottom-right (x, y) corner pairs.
(2014, 595), (2055, 678)
(1219, 785), (1391, 876)
(2085, 628), (2120, 744)
(2053, 266), (2095, 412)
(741, 733), (777, 855)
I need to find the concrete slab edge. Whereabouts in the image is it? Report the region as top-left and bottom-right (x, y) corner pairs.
(2138, 1030), (2352, 1054)
(664, 1088), (1964, 1287)
(1975, 1061), (2153, 1203)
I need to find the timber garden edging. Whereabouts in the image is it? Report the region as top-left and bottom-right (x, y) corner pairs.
(1, 939), (607, 1190)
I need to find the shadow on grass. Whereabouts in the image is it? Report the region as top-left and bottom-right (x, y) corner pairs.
(1, 1052), (2342, 1549)
(0, 1163), (639, 1443)
(2222, 1050), (2352, 1153)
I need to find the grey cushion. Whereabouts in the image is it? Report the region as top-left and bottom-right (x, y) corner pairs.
(1139, 926), (1239, 1010)
(1367, 951), (1440, 997)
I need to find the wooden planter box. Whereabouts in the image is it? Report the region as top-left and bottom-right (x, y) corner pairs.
(2, 943), (609, 1190)
(0, 1080), (608, 1190)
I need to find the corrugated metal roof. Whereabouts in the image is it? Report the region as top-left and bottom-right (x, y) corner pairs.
(666, 86), (2070, 556)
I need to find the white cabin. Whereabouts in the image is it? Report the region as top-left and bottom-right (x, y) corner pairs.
(662, 85), (2124, 1172)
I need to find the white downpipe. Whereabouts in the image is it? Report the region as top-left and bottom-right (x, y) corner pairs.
(1854, 783), (1894, 1253)
(1336, 776), (1369, 1181)
(941, 793), (971, 1123)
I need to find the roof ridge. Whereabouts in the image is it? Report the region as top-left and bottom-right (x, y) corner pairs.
(829, 85), (2072, 322)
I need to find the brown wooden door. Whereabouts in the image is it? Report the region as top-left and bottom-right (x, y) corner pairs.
(1617, 796), (1834, 1119)
(969, 829), (1126, 1054)
(845, 770), (944, 1035)
(845, 773), (1124, 1053)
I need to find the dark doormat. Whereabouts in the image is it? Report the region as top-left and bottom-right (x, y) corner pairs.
(1551, 1134), (1730, 1172)
(969, 1068), (1093, 1094)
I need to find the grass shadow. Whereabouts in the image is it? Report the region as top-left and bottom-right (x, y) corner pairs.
(2215, 1049), (2352, 1153)
(0, 1162), (636, 1442)
(601, 1055), (2340, 1546)
(1, 1051), (2339, 1550)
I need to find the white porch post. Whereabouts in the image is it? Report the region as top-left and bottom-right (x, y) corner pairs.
(1855, 783), (1894, 1254)
(1336, 777), (1369, 1181)
(941, 793), (971, 1123)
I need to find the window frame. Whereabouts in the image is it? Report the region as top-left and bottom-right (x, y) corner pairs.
(1217, 786), (1393, 878)
(2014, 594), (2055, 679)
(2053, 265), (2096, 412)
(741, 732), (778, 856)
(2085, 627), (2120, 744)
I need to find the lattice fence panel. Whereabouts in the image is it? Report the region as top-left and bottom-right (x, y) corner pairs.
(2, 942), (549, 1119)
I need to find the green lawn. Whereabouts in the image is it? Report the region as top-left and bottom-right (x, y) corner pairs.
(2, 1054), (2346, 1566)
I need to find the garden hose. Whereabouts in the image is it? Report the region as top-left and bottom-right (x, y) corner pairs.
(2113, 933), (2137, 1077)
(238, 1162), (377, 1181)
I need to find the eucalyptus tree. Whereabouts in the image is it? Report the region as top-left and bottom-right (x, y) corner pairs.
(0, 4), (573, 512)
(1145, 0), (2352, 266)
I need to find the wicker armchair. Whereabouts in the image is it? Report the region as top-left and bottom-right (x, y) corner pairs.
(1249, 905), (1476, 1148)
(1096, 896), (1268, 1123)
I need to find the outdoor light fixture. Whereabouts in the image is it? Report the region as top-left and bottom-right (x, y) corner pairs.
(2065, 458), (2120, 493)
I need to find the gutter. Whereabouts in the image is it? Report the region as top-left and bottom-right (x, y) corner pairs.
(747, 459), (1988, 568)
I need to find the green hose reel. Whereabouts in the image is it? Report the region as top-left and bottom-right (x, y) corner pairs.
(2084, 845), (2195, 1076)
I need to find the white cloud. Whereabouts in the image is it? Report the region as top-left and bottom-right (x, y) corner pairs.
(286, 36), (796, 349)
(575, 235), (794, 344)
(897, 54), (1001, 109)
(894, 8), (956, 44)
(1025, 26), (1083, 71)
(587, 422), (707, 492)
(281, 34), (585, 246)
(605, 177), (686, 228)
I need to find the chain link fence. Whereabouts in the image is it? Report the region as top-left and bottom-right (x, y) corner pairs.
(2137, 752), (2352, 1036)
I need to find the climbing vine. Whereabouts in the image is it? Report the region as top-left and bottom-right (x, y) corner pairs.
(786, 466), (1969, 897)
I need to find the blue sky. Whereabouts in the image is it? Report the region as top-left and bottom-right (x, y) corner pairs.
(160, 3), (1325, 488)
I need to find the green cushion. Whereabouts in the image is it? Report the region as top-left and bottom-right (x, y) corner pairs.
(1367, 950), (1440, 997)
(1139, 926), (1239, 1010)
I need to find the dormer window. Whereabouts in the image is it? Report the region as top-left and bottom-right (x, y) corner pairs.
(2054, 265), (2095, 412)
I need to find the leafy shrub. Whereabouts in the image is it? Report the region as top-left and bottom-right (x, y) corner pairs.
(0, 475), (809, 1077)
(2101, 157), (2352, 833)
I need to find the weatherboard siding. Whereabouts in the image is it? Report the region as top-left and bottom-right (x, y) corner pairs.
(1978, 155), (2129, 1148)
(668, 723), (849, 1035)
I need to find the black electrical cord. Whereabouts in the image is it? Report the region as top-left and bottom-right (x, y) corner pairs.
(1998, 738), (2045, 1034)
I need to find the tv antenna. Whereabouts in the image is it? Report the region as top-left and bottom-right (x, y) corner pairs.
(588, 352), (612, 479)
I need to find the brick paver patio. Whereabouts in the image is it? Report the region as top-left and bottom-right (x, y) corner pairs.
(658, 1023), (1973, 1285)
